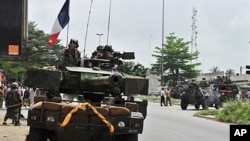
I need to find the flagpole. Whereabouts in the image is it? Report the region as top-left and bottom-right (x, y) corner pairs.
(66, 4), (70, 47)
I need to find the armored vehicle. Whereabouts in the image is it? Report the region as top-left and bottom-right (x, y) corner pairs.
(211, 83), (240, 103)
(170, 82), (189, 99)
(180, 77), (239, 110)
(24, 47), (149, 141)
(180, 80), (210, 110)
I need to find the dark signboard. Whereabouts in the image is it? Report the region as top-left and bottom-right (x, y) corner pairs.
(0, 0), (26, 57)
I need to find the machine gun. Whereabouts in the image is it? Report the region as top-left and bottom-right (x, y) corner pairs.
(84, 51), (135, 69)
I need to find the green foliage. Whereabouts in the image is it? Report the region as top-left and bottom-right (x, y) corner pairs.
(0, 21), (65, 82)
(194, 109), (220, 116)
(225, 69), (235, 76)
(195, 100), (250, 124)
(119, 61), (149, 77)
(216, 100), (250, 124)
(151, 33), (201, 86)
(209, 66), (220, 73)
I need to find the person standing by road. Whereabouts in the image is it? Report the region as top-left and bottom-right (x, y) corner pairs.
(3, 82), (22, 126)
(165, 88), (172, 106)
(0, 86), (4, 108)
(23, 86), (30, 108)
(160, 88), (165, 106)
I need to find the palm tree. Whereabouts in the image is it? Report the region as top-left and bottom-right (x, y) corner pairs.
(209, 66), (220, 73)
(225, 69), (235, 77)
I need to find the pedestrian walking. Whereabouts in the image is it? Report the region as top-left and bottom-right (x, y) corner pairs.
(160, 88), (165, 106)
(23, 86), (30, 108)
(165, 88), (172, 106)
(0, 86), (4, 108)
(29, 87), (36, 106)
(3, 82), (22, 126)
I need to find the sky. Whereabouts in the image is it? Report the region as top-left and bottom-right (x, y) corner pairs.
(28, 0), (250, 74)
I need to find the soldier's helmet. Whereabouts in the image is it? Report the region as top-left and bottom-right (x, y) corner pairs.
(104, 45), (113, 52)
(11, 82), (18, 89)
(97, 45), (104, 51)
(69, 39), (79, 48)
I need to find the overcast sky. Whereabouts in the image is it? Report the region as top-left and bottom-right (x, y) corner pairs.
(28, 0), (250, 74)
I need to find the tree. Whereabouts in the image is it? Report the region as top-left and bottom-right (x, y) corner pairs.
(209, 66), (220, 73)
(225, 69), (235, 77)
(0, 21), (65, 82)
(22, 21), (65, 66)
(151, 33), (200, 87)
(119, 61), (149, 77)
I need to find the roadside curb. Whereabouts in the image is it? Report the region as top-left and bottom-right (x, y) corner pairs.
(194, 114), (216, 120)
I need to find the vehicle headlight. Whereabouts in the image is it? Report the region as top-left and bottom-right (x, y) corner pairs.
(47, 116), (55, 122)
(118, 121), (125, 127)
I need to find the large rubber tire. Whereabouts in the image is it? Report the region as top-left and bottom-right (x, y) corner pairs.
(28, 128), (57, 141)
(28, 127), (44, 141)
(202, 98), (209, 110)
(180, 100), (188, 110)
(115, 134), (138, 141)
(194, 104), (200, 110)
(215, 98), (221, 109)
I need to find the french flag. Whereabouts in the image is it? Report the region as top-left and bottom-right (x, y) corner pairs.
(48, 0), (70, 47)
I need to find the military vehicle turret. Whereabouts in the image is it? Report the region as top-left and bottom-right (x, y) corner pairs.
(24, 45), (149, 141)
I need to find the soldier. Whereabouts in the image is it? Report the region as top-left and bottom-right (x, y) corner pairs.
(223, 76), (232, 84)
(91, 45), (104, 59)
(3, 82), (22, 126)
(102, 45), (114, 59)
(199, 78), (209, 88)
(63, 39), (81, 67)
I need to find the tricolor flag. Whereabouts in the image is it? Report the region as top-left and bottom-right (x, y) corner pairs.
(48, 0), (70, 47)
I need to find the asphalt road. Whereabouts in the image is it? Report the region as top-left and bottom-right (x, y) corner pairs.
(0, 107), (29, 141)
(139, 102), (230, 141)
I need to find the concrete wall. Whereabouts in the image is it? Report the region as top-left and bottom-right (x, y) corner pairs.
(147, 74), (160, 95)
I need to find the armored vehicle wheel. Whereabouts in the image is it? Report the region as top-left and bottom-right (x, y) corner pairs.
(194, 104), (200, 110)
(28, 127), (45, 141)
(28, 127), (57, 141)
(180, 99), (188, 110)
(215, 98), (222, 109)
(202, 98), (209, 110)
(115, 134), (138, 141)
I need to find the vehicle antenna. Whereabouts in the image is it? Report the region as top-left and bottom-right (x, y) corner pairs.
(106, 0), (112, 45)
(83, 0), (94, 57)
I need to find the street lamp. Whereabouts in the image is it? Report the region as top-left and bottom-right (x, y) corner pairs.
(96, 33), (103, 45)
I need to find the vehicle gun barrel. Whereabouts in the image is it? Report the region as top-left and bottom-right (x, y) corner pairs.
(86, 72), (123, 87)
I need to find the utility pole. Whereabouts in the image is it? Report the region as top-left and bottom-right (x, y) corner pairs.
(161, 0), (165, 87)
